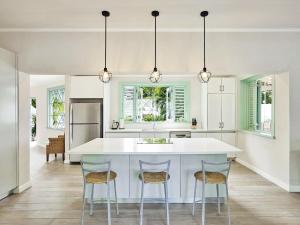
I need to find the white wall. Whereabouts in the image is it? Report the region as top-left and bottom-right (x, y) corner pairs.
(30, 76), (65, 147)
(16, 72), (31, 192)
(108, 76), (202, 130)
(237, 72), (290, 190)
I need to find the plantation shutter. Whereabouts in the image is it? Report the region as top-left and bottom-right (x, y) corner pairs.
(174, 85), (185, 122)
(123, 86), (135, 122)
(247, 80), (257, 130)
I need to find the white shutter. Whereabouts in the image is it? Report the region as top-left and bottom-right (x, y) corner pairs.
(174, 86), (185, 122)
(123, 86), (135, 122)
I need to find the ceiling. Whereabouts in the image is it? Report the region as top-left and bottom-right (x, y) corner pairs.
(30, 75), (65, 87)
(0, 0), (300, 31)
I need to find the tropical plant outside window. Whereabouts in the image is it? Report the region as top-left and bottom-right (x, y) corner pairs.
(122, 84), (188, 123)
(31, 98), (36, 141)
(48, 87), (65, 129)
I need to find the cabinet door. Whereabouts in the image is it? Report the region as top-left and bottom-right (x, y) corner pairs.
(221, 94), (236, 130)
(221, 133), (236, 146)
(206, 132), (222, 140)
(221, 78), (236, 94)
(70, 76), (104, 98)
(207, 78), (222, 93)
(207, 94), (222, 130)
(191, 132), (207, 138)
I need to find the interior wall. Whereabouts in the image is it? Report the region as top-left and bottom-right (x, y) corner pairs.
(16, 72), (31, 192)
(109, 76), (202, 129)
(30, 77), (65, 147)
(237, 72), (290, 190)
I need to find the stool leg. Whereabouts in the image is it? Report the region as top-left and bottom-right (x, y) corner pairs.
(113, 179), (119, 215)
(89, 184), (94, 216)
(139, 182), (144, 225)
(217, 184), (220, 215)
(225, 182), (231, 225)
(107, 182), (111, 225)
(164, 182), (170, 225)
(201, 182), (206, 225)
(192, 178), (197, 216)
(81, 183), (86, 225)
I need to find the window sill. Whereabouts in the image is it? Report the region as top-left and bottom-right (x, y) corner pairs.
(47, 127), (65, 131)
(238, 129), (275, 139)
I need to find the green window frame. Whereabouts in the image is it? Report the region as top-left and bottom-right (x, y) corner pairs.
(119, 82), (190, 123)
(47, 86), (65, 130)
(240, 75), (275, 138)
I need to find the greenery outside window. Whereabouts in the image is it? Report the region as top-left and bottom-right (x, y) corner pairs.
(240, 75), (275, 137)
(48, 86), (65, 129)
(120, 83), (189, 123)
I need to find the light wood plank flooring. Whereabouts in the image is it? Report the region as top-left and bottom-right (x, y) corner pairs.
(0, 147), (300, 225)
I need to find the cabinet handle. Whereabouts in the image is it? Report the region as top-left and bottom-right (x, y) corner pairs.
(219, 85), (222, 92)
(222, 85), (225, 92)
(219, 122), (222, 128)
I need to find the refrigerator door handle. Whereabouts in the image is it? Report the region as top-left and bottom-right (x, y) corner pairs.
(70, 104), (73, 145)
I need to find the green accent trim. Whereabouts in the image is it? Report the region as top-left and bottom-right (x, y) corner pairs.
(47, 85), (65, 130)
(239, 75), (275, 137)
(119, 82), (190, 123)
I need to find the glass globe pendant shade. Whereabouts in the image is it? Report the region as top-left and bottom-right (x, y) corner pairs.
(149, 68), (162, 83)
(99, 68), (112, 83)
(198, 67), (212, 83)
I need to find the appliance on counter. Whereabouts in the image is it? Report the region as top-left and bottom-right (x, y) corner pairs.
(111, 120), (119, 130)
(69, 98), (103, 162)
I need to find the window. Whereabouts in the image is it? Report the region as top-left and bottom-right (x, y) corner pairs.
(240, 75), (274, 137)
(48, 86), (65, 129)
(121, 83), (189, 123)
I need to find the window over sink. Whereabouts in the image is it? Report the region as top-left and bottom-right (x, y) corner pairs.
(120, 83), (189, 123)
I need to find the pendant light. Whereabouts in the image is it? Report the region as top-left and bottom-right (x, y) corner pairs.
(99, 10), (112, 83)
(198, 11), (212, 83)
(149, 10), (162, 83)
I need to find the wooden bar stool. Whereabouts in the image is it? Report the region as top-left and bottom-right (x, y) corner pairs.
(139, 160), (171, 225)
(192, 160), (232, 225)
(80, 160), (119, 225)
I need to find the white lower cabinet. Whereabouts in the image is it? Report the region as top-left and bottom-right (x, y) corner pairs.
(105, 132), (140, 138)
(206, 132), (222, 140)
(191, 132), (207, 138)
(221, 133), (236, 146)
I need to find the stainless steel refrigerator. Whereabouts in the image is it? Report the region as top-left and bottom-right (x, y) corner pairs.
(69, 99), (103, 162)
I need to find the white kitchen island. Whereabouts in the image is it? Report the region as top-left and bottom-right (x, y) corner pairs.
(69, 138), (241, 203)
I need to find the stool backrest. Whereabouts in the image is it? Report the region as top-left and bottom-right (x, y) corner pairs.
(139, 160), (171, 181)
(80, 160), (111, 183)
(201, 160), (231, 181)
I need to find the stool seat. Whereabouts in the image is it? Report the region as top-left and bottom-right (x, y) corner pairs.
(194, 171), (226, 184)
(85, 171), (117, 184)
(139, 171), (170, 184)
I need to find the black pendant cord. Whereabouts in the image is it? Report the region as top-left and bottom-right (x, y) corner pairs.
(154, 15), (157, 69)
(104, 16), (107, 69)
(203, 16), (206, 69)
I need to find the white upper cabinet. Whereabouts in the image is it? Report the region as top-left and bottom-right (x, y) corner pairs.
(70, 76), (104, 98)
(207, 78), (222, 93)
(221, 94), (236, 130)
(207, 77), (236, 94)
(207, 94), (222, 130)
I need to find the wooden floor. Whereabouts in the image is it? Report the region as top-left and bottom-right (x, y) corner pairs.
(0, 146), (300, 225)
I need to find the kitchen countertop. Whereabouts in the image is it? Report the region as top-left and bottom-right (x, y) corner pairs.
(69, 137), (241, 155)
(105, 128), (236, 133)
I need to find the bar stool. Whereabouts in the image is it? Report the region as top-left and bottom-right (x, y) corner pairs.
(139, 160), (171, 225)
(80, 160), (119, 225)
(192, 160), (232, 225)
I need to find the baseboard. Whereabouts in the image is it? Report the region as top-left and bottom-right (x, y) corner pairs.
(236, 158), (290, 192)
(13, 180), (32, 193)
(37, 143), (46, 148)
(289, 185), (300, 192)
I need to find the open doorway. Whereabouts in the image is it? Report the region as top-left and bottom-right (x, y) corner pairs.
(29, 75), (66, 176)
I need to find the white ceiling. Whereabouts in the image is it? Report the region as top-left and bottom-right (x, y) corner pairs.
(0, 0), (300, 30)
(30, 75), (65, 87)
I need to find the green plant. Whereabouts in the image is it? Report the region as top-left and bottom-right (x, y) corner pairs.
(52, 97), (64, 126)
